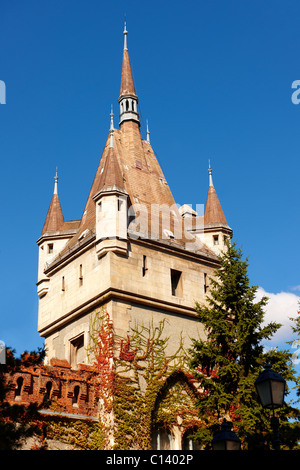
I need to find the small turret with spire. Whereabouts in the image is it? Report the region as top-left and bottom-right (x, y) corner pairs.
(42, 169), (64, 235)
(203, 161), (232, 254)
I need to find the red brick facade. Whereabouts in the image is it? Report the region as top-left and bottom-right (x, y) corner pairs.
(2, 358), (99, 419)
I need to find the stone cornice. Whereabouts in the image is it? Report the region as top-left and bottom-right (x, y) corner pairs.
(38, 287), (200, 337)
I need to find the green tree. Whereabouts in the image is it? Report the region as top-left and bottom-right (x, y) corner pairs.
(0, 347), (46, 450)
(189, 241), (299, 449)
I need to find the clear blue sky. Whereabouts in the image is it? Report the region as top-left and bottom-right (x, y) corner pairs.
(1, 0), (300, 359)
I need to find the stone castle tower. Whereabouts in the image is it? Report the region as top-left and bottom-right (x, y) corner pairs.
(34, 23), (232, 449)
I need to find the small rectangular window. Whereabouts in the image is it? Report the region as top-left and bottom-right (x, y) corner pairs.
(70, 334), (85, 369)
(48, 243), (54, 254)
(213, 235), (219, 245)
(171, 269), (182, 297)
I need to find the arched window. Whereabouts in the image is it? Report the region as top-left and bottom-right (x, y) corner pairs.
(15, 377), (23, 400)
(126, 100), (129, 111)
(45, 381), (52, 399)
(182, 429), (201, 450)
(72, 385), (80, 407)
(151, 429), (173, 450)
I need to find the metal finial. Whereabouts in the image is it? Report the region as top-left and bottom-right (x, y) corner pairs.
(53, 167), (58, 194)
(146, 120), (150, 143)
(109, 105), (114, 148)
(208, 160), (213, 187)
(123, 17), (128, 50)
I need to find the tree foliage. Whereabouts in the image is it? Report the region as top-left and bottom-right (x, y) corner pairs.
(0, 347), (46, 449)
(189, 241), (300, 449)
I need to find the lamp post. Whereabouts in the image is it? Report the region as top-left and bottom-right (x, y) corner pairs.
(255, 363), (286, 450)
(212, 418), (241, 450)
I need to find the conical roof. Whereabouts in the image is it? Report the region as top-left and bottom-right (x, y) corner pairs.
(204, 170), (228, 226)
(97, 146), (125, 193)
(120, 48), (137, 97)
(42, 178), (64, 234)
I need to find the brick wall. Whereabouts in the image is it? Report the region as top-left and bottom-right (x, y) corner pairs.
(2, 358), (99, 419)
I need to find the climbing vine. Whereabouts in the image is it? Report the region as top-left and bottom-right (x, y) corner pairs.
(88, 311), (202, 450)
(46, 417), (105, 450)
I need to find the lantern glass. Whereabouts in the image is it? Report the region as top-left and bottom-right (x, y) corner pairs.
(212, 441), (226, 451)
(226, 440), (242, 451)
(212, 419), (241, 450)
(255, 364), (286, 409)
(255, 380), (272, 408)
(270, 380), (285, 408)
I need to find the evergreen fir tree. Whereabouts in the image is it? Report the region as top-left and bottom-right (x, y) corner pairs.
(189, 241), (298, 449)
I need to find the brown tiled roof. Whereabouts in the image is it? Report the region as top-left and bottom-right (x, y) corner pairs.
(204, 185), (228, 225)
(97, 146), (126, 193)
(42, 194), (64, 234)
(44, 34), (218, 263)
(51, 119), (217, 262)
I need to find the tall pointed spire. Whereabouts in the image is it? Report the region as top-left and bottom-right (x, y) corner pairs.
(42, 170), (64, 234)
(204, 164), (228, 225)
(118, 19), (140, 127)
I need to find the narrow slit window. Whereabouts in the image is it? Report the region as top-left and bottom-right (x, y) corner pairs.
(61, 276), (65, 292)
(204, 273), (208, 293)
(15, 377), (23, 400)
(45, 381), (52, 400)
(118, 198), (123, 211)
(79, 264), (83, 286)
(142, 255), (148, 277)
(72, 385), (80, 407)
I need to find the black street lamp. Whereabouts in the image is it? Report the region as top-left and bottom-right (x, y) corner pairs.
(255, 363), (286, 450)
(212, 418), (241, 450)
